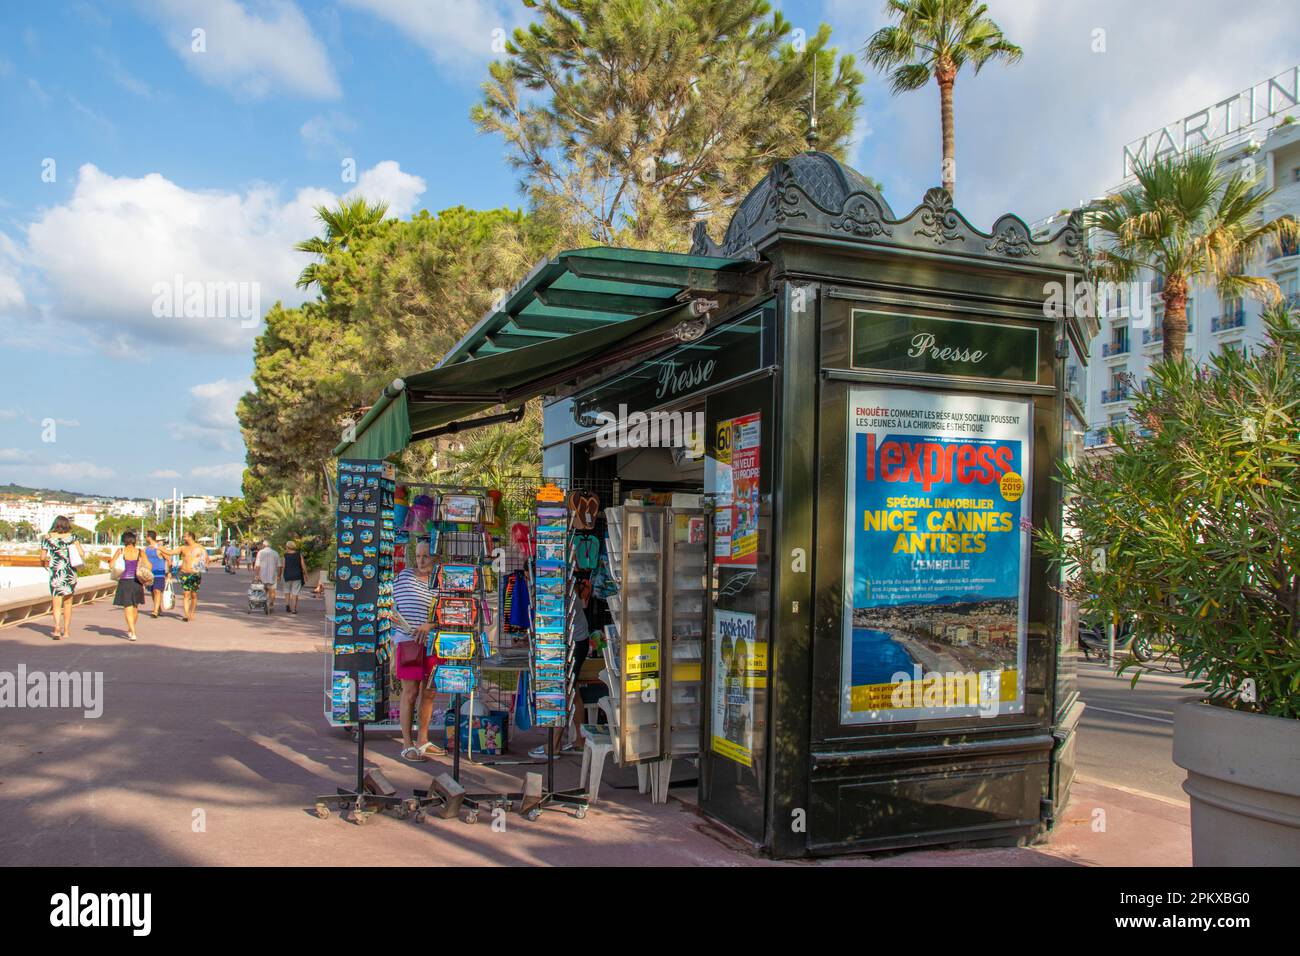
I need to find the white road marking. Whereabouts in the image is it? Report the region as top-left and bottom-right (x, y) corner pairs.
(1084, 704), (1174, 725)
(1075, 774), (1189, 808)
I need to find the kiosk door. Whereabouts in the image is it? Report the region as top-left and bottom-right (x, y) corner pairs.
(699, 377), (773, 842)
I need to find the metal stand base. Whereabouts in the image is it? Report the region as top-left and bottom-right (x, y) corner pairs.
(313, 723), (412, 824)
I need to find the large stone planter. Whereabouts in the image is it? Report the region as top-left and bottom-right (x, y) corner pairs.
(1173, 699), (1300, 865)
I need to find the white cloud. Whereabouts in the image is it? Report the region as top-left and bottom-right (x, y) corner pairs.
(95, 47), (157, 98)
(168, 378), (250, 451)
(146, 0), (341, 99)
(300, 111), (356, 158)
(47, 462), (115, 480)
(348, 160), (426, 219)
(189, 462), (245, 491)
(0, 456), (116, 484)
(827, 0), (1300, 227)
(0, 248), (22, 312)
(150, 469), (181, 479)
(20, 161), (425, 353)
(189, 378), (249, 431)
(343, 0), (521, 72)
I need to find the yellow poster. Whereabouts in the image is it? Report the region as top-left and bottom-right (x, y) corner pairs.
(624, 641), (660, 693)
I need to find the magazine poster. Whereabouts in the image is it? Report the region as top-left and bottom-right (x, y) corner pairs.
(841, 387), (1031, 724)
(712, 412), (760, 566)
(710, 609), (766, 766)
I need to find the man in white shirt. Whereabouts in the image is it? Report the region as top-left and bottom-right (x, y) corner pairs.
(255, 540), (281, 612)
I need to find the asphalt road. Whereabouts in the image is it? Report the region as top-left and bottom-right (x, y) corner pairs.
(1075, 657), (1191, 804)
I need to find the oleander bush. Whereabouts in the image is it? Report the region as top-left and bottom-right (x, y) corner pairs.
(1039, 303), (1300, 719)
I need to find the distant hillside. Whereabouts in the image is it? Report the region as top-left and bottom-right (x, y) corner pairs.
(0, 483), (150, 503)
(0, 483), (93, 502)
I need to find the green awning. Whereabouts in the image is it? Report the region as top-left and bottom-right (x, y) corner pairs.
(337, 382), (411, 461)
(440, 246), (757, 365)
(334, 245), (759, 461)
(333, 301), (683, 460)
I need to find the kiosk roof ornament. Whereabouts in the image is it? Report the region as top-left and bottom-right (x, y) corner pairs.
(691, 150), (1082, 269)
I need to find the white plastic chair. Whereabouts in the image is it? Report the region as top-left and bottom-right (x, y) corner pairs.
(578, 722), (614, 805)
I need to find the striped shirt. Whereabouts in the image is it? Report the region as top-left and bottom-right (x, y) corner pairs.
(392, 568), (433, 643)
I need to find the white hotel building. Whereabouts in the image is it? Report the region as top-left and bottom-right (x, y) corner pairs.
(1037, 66), (1300, 450)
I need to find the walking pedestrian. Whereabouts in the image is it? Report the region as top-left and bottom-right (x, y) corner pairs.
(143, 531), (173, 619)
(281, 540), (305, 613)
(40, 516), (83, 641)
(108, 530), (150, 642)
(255, 539), (280, 611)
(177, 532), (208, 622)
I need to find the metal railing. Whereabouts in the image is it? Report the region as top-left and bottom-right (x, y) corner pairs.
(1101, 386), (1131, 404)
(1212, 310), (1245, 332)
(1268, 236), (1299, 261)
(1102, 340), (1129, 357)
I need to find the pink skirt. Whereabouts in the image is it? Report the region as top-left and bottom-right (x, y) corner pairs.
(394, 644), (437, 682)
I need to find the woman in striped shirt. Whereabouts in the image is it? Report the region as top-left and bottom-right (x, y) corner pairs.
(391, 542), (446, 760)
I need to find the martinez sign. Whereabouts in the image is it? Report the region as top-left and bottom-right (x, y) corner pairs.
(1122, 66), (1300, 178)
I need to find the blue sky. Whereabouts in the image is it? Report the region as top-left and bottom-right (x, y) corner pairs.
(1, 0), (1297, 499)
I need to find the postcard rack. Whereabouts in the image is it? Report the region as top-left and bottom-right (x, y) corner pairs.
(315, 459), (404, 824)
(524, 485), (589, 820)
(402, 486), (516, 824)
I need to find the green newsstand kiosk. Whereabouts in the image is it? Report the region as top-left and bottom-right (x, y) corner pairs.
(341, 151), (1091, 858)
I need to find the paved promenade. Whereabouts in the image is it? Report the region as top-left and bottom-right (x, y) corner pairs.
(0, 570), (1189, 867)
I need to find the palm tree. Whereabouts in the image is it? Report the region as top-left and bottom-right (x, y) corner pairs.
(1087, 151), (1299, 362)
(439, 412), (542, 522)
(255, 493), (300, 538)
(294, 196), (390, 289)
(865, 0), (1021, 198)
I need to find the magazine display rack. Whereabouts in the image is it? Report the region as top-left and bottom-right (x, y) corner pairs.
(599, 504), (707, 802)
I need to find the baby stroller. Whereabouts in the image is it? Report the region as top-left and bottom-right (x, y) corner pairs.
(247, 581), (270, 615)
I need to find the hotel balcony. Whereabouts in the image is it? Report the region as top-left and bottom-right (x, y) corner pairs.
(1266, 235), (1299, 263)
(1084, 428), (1115, 448)
(1142, 320), (1192, 347)
(1102, 340), (1129, 358)
(1212, 310), (1245, 333)
(1100, 386), (1131, 404)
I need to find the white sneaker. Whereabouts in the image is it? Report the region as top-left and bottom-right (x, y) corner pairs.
(528, 745), (547, 758)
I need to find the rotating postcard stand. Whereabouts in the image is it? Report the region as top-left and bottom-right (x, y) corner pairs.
(405, 488), (515, 825)
(314, 460), (411, 824)
(523, 485), (589, 821)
